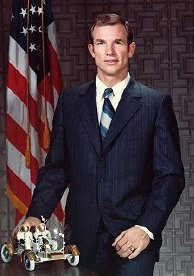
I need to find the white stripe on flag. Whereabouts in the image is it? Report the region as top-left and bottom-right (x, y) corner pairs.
(6, 140), (33, 188)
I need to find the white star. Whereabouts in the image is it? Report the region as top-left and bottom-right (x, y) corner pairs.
(29, 24), (36, 33)
(37, 6), (43, 15)
(11, 13), (14, 20)
(29, 43), (36, 52)
(38, 26), (42, 33)
(30, 5), (36, 15)
(21, 27), (28, 36)
(20, 8), (27, 18)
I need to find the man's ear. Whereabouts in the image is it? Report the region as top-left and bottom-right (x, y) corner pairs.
(128, 42), (136, 58)
(88, 44), (95, 58)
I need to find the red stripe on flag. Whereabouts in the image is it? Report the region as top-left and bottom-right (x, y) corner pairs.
(38, 76), (55, 108)
(54, 204), (65, 222)
(6, 114), (26, 155)
(7, 165), (32, 209)
(48, 39), (63, 93)
(7, 63), (28, 105)
(6, 114), (40, 185)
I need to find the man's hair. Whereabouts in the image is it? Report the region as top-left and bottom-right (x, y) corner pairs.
(89, 13), (134, 45)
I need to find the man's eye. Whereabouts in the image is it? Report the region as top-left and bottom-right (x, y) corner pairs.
(96, 42), (103, 45)
(115, 41), (122, 45)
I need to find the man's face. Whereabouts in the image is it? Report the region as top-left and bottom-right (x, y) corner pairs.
(88, 24), (136, 81)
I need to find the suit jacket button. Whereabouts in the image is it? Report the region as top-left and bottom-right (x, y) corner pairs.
(100, 177), (104, 183)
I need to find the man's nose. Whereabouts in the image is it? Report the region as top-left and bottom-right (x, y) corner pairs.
(106, 44), (115, 55)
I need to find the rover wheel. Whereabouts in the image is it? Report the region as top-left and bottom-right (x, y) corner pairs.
(67, 254), (79, 266)
(0, 243), (13, 263)
(23, 251), (35, 271)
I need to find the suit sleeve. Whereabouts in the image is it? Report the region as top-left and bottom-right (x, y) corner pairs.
(26, 93), (70, 220)
(136, 94), (185, 236)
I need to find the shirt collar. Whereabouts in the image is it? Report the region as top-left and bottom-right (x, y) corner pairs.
(96, 73), (130, 100)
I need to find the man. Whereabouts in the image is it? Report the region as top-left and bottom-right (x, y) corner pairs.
(18, 14), (185, 275)
(16, 225), (33, 250)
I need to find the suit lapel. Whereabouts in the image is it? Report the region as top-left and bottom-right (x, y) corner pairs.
(78, 79), (142, 156)
(101, 80), (142, 154)
(78, 81), (101, 155)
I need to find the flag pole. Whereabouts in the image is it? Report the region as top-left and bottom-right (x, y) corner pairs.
(25, 0), (31, 168)
(41, 0), (50, 150)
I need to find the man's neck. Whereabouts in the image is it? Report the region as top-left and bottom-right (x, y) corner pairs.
(97, 73), (128, 87)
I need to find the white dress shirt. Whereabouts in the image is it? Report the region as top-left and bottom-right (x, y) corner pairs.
(96, 74), (130, 124)
(95, 74), (154, 240)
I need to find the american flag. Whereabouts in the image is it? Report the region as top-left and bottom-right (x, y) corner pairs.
(6, 0), (64, 226)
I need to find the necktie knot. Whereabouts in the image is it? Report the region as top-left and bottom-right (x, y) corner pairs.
(103, 88), (114, 98)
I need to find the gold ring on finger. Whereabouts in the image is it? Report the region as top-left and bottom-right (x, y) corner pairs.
(129, 245), (136, 253)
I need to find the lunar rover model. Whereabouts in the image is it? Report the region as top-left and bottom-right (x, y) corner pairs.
(0, 223), (80, 271)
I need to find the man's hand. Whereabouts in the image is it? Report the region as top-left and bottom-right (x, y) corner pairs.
(12, 216), (41, 242)
(112, 226), (150, 259)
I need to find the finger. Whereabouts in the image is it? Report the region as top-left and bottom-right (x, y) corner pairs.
(126, 237), (150, 259)
(116, 244), (131, 257)
(23, 216), (41, 227)
(114, 236), (129, 251)
(11, 226), (19, 243)
(11, 226), (18, 238)
(112, 230), (126, 246)
(116, 240), (133, 254)
(117, 244), (139, 258)
(117, 247), (132, 258)
(128, 246), (141, 259)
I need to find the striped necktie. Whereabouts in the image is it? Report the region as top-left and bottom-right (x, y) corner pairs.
(100, 88), (115, 141)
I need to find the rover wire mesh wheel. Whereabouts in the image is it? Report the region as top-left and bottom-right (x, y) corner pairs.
(0, 243), (13, 263)
(66, 254), (79, 266)
(23, 251), (35, 271)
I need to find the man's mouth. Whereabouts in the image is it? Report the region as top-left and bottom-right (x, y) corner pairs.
(104, 59), (118, 64)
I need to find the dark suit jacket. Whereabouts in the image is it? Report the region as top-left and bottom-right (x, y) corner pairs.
(27, 78), (185, 256)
